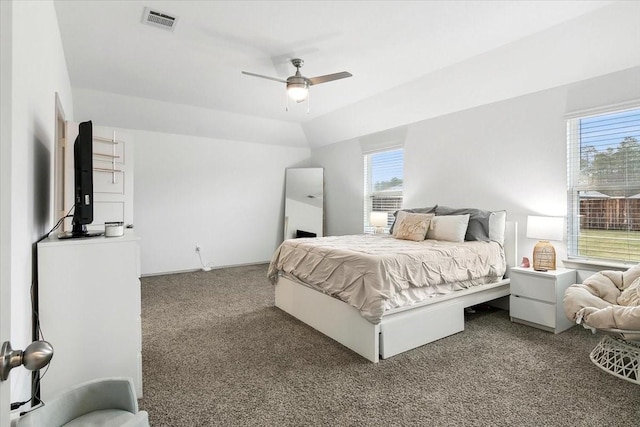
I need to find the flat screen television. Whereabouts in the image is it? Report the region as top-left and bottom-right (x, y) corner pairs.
(61, 120), (102, 238)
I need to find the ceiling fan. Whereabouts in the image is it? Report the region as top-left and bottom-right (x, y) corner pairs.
(242, 58), (352, 107)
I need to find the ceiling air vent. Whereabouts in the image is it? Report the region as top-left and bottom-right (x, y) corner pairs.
(141, 7), (178, 31)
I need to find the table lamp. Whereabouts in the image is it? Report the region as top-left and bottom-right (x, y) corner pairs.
(526, 215), (564, 271)
(370, 212), (388, 234)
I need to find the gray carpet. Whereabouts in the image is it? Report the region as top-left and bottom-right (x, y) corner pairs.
(139, 264), (639, 426)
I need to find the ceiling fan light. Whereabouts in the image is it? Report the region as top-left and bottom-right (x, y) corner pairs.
(287, 82), (308, 102)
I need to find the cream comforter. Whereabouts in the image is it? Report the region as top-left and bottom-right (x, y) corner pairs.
(267, 234), (506, 324)
(563, 264), (640, 330)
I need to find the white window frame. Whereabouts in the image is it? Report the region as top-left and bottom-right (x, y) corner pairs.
(363, 147), (404, 233)
(566, 103), (640, 263)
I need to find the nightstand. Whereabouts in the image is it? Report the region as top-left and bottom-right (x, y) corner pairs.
(509, 267), (577, 333)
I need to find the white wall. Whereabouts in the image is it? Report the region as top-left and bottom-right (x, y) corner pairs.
(309, 139), (364, 236)
(311, 67), (640, 265)
(132, 129), (310, 275)
(73, 88), (308, 149)
(304, 1), (640, 147)
(2, 0), (74, 406)
(404, 83), (569, 262)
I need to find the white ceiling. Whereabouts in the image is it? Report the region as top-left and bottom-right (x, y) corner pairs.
(54, 0), (615, 145)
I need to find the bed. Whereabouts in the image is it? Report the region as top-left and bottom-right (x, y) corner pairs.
(268, 207), (518, 362)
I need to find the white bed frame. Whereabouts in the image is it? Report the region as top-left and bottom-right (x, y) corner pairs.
(274, 221), (518, 363)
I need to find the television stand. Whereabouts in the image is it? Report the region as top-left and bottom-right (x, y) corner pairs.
(37, 233), (142, 400)
(57, 231), (104, 239)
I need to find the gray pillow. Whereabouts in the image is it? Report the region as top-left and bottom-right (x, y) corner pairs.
(389, 205), (437, 235)
(435, 206), (491, 242)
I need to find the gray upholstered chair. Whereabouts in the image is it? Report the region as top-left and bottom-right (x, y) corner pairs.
(11, 377), (149, 427)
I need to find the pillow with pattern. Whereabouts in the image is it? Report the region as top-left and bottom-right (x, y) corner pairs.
(389, 206), (437, 235)
(393, 212), (434, 241)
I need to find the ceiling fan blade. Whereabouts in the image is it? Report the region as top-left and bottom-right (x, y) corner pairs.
(308, 71), (352, 85)
(241, 71), (287, 84)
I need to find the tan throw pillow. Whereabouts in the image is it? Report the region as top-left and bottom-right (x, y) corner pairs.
(617, 276), (640, 307)
(393, 212), (433, 241)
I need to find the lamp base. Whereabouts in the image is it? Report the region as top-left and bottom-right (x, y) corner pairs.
(532, 240), (556, 271)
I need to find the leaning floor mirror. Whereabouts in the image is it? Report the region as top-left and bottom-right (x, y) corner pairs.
(284, 168), (324, 240)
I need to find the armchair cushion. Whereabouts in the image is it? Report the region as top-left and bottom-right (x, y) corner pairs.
(564, 264), (640, 331)
(63, 410), (149, 427)
(11, 378), (149, 427)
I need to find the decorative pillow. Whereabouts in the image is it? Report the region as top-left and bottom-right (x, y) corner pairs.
(435, 206), (491, 241)
(435, 206), (507, 244)
(622, 263), (640, 288)
(393, 212), (434, 241)
(389, 205), (437, 235)
(426, 214), (470, 242)
(617, 277), (640, 307)
(489, 210), (507, 245)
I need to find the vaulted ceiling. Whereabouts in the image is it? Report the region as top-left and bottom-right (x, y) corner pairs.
(55, 1), (632, 148)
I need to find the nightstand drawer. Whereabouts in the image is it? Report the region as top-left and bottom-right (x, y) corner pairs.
(510, 295), (555, 328)
(511, 273), (556, 302)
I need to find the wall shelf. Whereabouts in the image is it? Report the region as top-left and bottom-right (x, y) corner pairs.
(93, 131), (120, 183)
(93, 152), (120, 159)
(94, 135), (124, 145)
(93, 166), (123, 173)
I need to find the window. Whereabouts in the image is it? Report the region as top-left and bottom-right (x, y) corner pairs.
(567, 107), (640, 263)
(364, 148), (403, 232)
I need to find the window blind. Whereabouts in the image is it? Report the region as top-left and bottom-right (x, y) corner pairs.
(364, 148), (404, 233)
(567, 107), (640, 262)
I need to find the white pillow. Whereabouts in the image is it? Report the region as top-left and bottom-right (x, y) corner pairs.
(393, 212), (434, 241)
(489, 210), (507, 245)
(426, 214), (470, 242)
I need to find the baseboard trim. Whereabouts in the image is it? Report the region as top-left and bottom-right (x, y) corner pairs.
(141, 261), (270, 278)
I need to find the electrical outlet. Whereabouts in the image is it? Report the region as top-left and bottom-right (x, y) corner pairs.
(195, 245), (201, 253)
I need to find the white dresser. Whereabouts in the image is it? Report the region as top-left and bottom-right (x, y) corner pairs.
(509, 267), (577, 334)
(37, 232), (142, 401)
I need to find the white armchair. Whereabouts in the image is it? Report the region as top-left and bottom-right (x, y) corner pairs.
(11, 377), (149, 427)
(564, 265), (640, 384)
